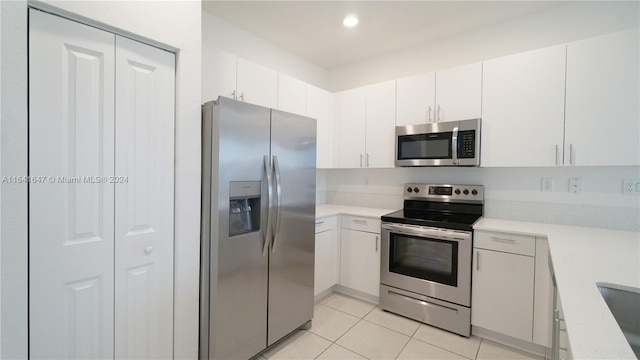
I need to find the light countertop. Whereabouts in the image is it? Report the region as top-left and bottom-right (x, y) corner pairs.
(316, 204), (396, 219)
(475, 218), (640, 359)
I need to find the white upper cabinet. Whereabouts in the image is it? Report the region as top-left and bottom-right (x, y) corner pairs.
(202, 48), (237, 102)
(307, 84), (333, 168)
(334, 87), (366, 168)
(237, 57), (278, 109)
(435, 62), (482, 123)
(366, 80), (397, 168)
(396, 63), (481, 126)
(396, 73), (436, 126)
(565, 28), (640, 166)
(334, 81), (396, 168)
(202, 51), (278, 109)
(277, 72), (307, 115)
(482, 45), (566, 167)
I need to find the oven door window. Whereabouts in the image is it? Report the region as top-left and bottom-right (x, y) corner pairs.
(397, 132), (452, 160)
(389, 232), (458, 287)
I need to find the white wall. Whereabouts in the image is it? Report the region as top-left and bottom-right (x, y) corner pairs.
(319, 167), (640, 232)
(202, 11), (330, 92)
(329, 1), (640, 91)
(1, 1), (201, 359)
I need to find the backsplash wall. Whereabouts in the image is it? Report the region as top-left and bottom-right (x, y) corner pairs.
(316, 167), (640, 232)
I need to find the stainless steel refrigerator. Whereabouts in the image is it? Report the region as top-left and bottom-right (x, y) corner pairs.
(200, 97), (316, 360)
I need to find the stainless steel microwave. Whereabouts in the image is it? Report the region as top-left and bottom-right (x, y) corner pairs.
(395, 119), (480, 167)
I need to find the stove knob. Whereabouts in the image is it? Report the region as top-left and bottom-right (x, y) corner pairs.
(454, 189), (461, 195)
(407, 187), (413, 193)
(414, 187), (420, 193)
(463, 189), (469, 195)
(472, 189), (478, 196)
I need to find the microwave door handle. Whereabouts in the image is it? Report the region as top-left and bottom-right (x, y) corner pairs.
(451, 126), (459, 165)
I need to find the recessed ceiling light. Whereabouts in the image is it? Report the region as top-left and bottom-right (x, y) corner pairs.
(343, 15), (359, 28)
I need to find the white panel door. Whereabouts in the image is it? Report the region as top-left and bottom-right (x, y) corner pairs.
(278, 72), (307, 115)
(307, 84), (333, 168)
(396, 73), (436, 126)
(365, 80), (396, 168)
(471, 249), (535, 342)
(237, 57), (278, 108)
(481, 45), (566, 167)
(565, 28), (640, 166)
(435, 62), (482, 123)
(334, 87), (366, 168)
(29, 10), (115, 359)
(115, 36), (175, 359)
(314, 229), (335, 296)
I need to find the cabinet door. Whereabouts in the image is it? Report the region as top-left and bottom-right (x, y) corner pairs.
(565, 28), (639, 166)
(365, 80), (396, 168)
(435, 62), (482, 123)
(307, 85), (333, 168)
(202, 48), (237, 102)
(471, 249), (535, 342)
(115, 36), (175, 359)
(481, 45), (566, 167)
(339, 229), (381, 297)
(237, 57), (278, 109)
(533, 238), (553, 347)
(29, 10), (116, 359)
(315, 229), (336, 296)
(396, 73), (436, 126)
(278, 72), (306, 115)
(334, 87), (366, 168)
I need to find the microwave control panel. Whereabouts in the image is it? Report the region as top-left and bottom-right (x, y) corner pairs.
(458, 130), (476, 159)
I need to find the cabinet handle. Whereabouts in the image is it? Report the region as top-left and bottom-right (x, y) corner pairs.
(240, 92), (245, 102)
(555, 145), (560, 166)
(366, 153), (370, 167)
(427, 106), (432, 122)
(436, 105), (441, 122)
(145, 246), (153, 255)
(569, 144), (575, 165)
(476, 250), (480, 271)
(315, 221), (324, 225)
(353, 219), (367, 225)
(360, 154), (363, 168)
(375, 236), (379, 252)
(232, 90), (237, 100)
(490, 236), (517, 243)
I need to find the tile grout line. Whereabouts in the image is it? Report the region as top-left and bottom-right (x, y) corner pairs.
(474, 338), (483, 360)
(408, 335), (476, 360)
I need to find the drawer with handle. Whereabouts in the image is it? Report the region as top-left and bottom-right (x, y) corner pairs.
(341, 215), (381, 233)
(315, 216), (336, 234)
(474, 230), (536, 256)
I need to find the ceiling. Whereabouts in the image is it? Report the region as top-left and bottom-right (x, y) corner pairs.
(202, 1), (564, 69)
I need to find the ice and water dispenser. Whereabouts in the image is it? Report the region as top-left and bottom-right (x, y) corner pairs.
(228, 181), (261, 236)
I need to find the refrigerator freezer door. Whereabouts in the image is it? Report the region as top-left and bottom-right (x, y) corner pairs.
(203, 97), (272, 360)
(267, 109), (317, 345)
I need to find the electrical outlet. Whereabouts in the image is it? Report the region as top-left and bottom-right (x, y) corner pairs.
(622, 179), (640, 195)
(541, 177), (553, 192)
(569, 177), (582, 193)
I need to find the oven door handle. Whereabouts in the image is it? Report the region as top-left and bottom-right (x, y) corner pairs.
(382, 222), (470, 242)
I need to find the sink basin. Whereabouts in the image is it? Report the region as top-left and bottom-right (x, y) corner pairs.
(597, 282), (640, 358)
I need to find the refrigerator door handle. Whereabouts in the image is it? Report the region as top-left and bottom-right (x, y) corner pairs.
(263, 155), (273, 256)
(271, 155), (283, 252)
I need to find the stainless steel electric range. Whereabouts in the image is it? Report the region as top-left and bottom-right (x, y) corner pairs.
(380, 183), (484, 337)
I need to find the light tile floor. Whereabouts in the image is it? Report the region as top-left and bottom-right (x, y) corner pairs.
(260, 293), (542, 360)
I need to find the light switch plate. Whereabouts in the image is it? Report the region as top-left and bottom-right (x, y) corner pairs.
(569, 177), (582, 193)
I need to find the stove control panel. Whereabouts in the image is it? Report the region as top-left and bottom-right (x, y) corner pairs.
(404, 183), (484, 203)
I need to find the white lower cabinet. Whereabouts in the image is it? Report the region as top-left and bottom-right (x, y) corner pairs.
(339, 216), (382, 298)
(339, 229), (381, 298)
(314, 216), (338, 296)
(472, 230), (553, 348)
(472, 248), (535, 341)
